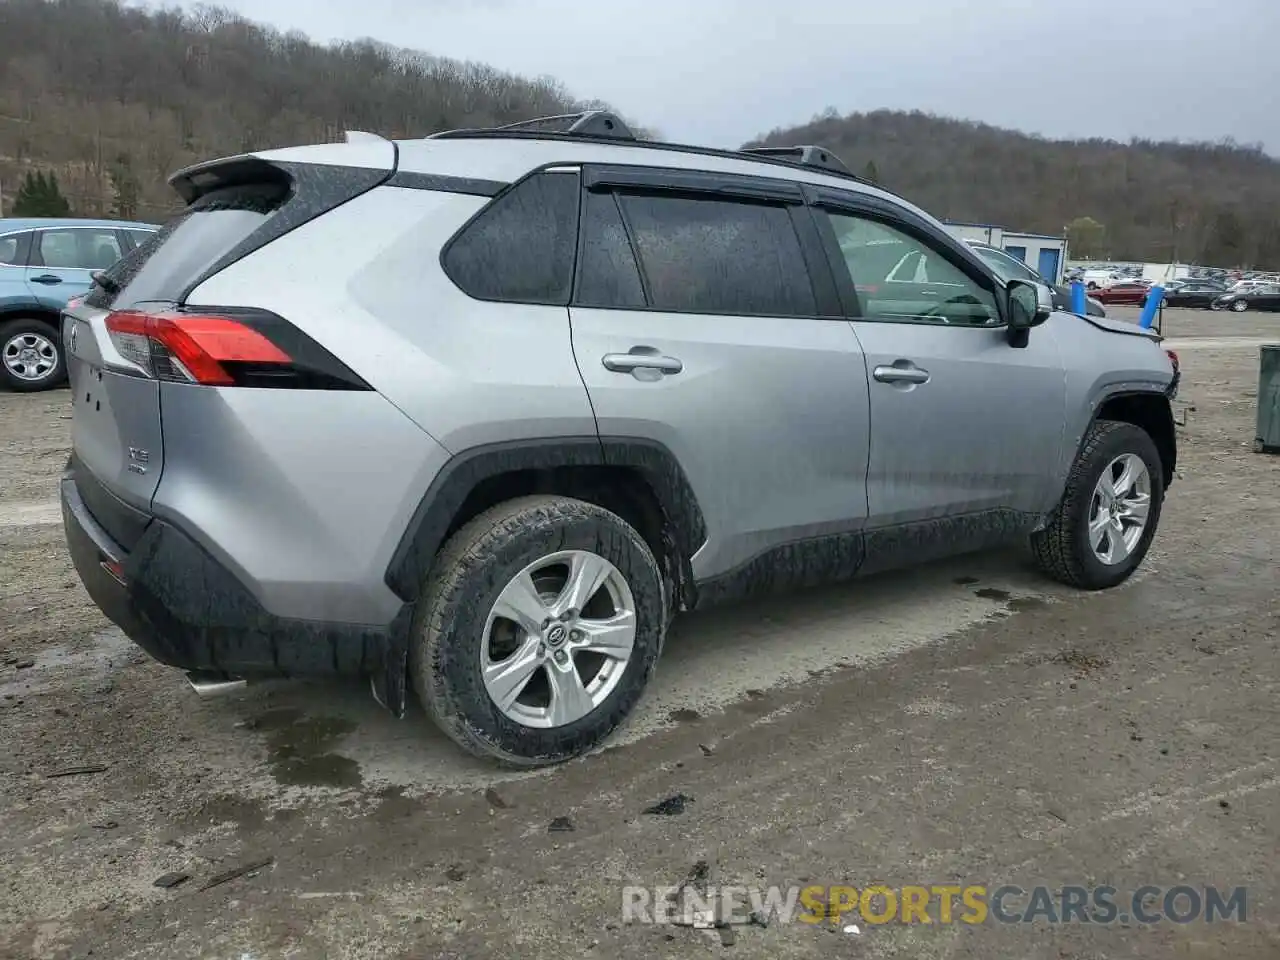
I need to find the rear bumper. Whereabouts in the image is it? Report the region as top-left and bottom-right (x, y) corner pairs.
(61, 470), (413, 711)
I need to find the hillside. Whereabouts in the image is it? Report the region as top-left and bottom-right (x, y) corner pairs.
(748, 109), (1280, 268)
(0, 0), (609, 221)
(3, 2), (1278, 269)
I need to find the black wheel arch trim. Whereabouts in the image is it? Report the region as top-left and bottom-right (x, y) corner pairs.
(384, 436), (709, 603)
(1081, 386), (1177, 488)
(0, 304), (62, 325)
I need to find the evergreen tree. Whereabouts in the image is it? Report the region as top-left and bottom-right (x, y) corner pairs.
(11, 170), (72, 217)
(109, 153), (140, 219)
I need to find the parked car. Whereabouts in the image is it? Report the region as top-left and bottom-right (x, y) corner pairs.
(1082, 269), (1123, 289)
(1211, 284), (1280, 312)
(60, 115), (1178, 766)
(0, 217), (158, 390)
(1162, 280), (1228, 309)
(966, 241), (1107, 317)
(1091, 281), (1155, 305)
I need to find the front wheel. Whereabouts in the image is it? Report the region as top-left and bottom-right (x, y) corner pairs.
(1, 318), (66, 392)
(1031, 420), (1164, 590)
(410, 495), (666, 766)
(1231, 300), (1248, 313)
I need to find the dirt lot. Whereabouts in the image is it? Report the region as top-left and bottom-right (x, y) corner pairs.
(1, 308), (1278, 959)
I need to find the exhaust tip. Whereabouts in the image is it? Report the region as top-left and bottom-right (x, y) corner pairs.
(185, 671), (248, 699)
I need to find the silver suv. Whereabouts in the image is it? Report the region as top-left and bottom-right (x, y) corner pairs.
(61, 113), (1177, 766)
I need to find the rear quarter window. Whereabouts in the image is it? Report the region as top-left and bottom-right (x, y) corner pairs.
(441, 171), (581, 305)
(0, 232), (27, 266)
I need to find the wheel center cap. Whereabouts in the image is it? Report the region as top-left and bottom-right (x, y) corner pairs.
(545, 623), (568, 648)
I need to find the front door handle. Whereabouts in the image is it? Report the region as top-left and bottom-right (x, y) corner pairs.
(602, 349), (683, 375)
(873, 363), (930, 385)
(30, 274), (64, 285)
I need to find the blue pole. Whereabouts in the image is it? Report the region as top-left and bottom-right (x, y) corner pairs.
(1070, 281), (1087, 314)
(1139, 285), (1164, 329)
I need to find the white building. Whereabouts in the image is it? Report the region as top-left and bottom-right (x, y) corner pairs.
(942, 221), (1069, 285)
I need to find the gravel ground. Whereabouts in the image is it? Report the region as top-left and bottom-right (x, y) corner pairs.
(1, 307), (1277, 959)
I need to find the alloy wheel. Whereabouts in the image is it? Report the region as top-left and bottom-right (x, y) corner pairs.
(1088, 453), (1152, 565)
(2, 331), (58, 383)
(481, 549), (636, 728)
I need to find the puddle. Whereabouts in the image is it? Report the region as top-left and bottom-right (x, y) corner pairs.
(974, 587), (1012, 601)
(262, 715), (363, 789)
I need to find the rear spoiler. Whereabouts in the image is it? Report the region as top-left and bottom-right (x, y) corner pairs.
(168, 155), (290, 205)
(169, 131), (394, 205)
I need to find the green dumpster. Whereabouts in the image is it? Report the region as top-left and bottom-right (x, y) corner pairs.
(1257, 344), (1280, 454)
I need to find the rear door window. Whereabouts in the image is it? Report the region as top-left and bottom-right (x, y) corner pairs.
(33, 229), (124, 270)
(574, 190), (646, 309)
(442, 171), (581, 305)
(614, 192), (816, 317)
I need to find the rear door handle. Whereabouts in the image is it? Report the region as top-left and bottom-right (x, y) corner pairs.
(602, 350), (683, 375)
(31, 274), (63, 285)
(873, 363), (930, 385)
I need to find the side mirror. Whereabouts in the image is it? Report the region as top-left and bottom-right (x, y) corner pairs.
(1006, 279), (1051, 347)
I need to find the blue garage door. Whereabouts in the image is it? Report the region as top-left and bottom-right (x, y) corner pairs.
(1005, 245), (1027, 262)
(1037, 248), (1061, 284)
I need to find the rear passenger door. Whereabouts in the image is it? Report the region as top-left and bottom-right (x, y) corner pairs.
(569, 165), (872, 584)
(25, 227), (126, 308)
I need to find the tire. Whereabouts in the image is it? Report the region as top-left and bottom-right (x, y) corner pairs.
(410, 495), (665, 766)
(1030, 420), (1164, 590)
(0, 318), (67, 392)
(1231, 300), (1248, 313)
(1161, 297), (1170, 309)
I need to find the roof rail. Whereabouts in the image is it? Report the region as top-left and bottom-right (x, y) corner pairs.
(740, 145), (855, 178)
(495, 110), (636, 140)
(424, 123), (876, 190)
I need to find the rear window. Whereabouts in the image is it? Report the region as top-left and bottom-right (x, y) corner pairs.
(87, 183), (286, 309)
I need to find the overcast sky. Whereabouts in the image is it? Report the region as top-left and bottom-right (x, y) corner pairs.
(202, 0), (1279, 153)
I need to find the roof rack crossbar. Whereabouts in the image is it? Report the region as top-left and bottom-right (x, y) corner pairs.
(492, 110), (636, 140)
(740, 145), (855, 178)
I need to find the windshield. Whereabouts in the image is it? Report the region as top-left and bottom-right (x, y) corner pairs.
(972, 245), (1042, 284)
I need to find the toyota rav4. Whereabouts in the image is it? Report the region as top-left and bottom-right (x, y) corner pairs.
(61, 112), (1177, 766)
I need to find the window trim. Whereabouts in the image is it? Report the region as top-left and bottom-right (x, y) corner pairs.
(583, 164), (805, 205)
(804, 187), (1009, 328)
(571, 164), (842, 320)
(0, 230), (32, 269)
(437, 162), (584, 307)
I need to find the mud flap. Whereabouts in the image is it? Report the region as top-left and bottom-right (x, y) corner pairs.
(370, 605), (415, 718)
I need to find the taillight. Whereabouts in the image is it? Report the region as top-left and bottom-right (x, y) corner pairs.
(104, 308), (370, 390)
(1165, 349), (1179, 371)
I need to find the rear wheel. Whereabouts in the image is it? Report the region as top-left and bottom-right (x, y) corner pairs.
(410, 495), (665, 766)
(1031, 421), (1164, 590)
(0, 318), (66, 392)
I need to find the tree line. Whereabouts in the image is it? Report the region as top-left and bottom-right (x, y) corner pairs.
(0, 0), (611, 221)
(748, 108), (1280, 269)
(2, 0), (1278, 269)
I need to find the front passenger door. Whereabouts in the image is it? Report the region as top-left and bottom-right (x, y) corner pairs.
(813, 201), (1066, 543)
